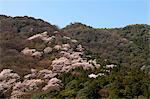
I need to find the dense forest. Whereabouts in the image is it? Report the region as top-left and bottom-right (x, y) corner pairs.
(63, 23), (150, 67)
(0, 15), (149, 99)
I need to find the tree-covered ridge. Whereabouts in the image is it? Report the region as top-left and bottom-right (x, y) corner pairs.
(31, 65), (150, 99)
(0, 15), (149, 98)
(63, 23), (150, 67)
(0, 15), (58, 75)
(120, 24), (150, 66)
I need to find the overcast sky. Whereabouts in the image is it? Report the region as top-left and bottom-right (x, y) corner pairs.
(0, 0), (149, 28)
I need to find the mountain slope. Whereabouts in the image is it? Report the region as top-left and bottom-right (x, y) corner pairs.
(0, 15), (149, 99)
(0, 15), (58, 75)
(62, 23), (150, 67)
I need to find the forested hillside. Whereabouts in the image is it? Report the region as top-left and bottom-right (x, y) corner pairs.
(0, 15), (149, 99)
(0, 15), (58, 75)
(63, 23), (150, 67)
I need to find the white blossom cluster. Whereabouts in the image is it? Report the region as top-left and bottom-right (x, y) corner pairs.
(0, 69), (62, 98)
(0, 69), (20, 95)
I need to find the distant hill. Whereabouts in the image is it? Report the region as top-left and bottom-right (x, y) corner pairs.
(63, 22), (150, 67)
(0, 15), (58, 75)
(0, 15), (149, 99)
(0, 15), (149, 74)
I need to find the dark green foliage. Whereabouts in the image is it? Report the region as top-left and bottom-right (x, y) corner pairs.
(83, 50), (111, 66)
(32, 66), (150, 99)
(108, 66), (150, 99)
(63, 23), (150, 67)
(120, 24), (150, 66)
